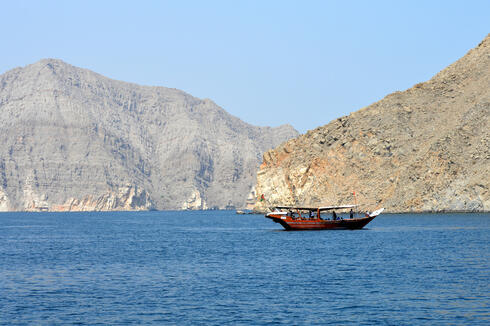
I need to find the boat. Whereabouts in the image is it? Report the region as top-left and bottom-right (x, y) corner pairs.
(265, 205), (384, 230)
(236, 209), (256, 215)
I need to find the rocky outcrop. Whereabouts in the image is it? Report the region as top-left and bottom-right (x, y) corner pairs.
(181, 189), (207, 210)
(0, 59), (298, 211)
(254, 34), (490, 213)
(50, 185), (153, 212)
(244, 186), (258, 210)
(0, 189), (10, 212)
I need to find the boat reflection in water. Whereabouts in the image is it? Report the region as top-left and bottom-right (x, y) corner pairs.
(265, 205), (384, 230)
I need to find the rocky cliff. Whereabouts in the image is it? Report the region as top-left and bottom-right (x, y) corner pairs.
(254, 35), (490, 213)
(0, 59), (298, 211)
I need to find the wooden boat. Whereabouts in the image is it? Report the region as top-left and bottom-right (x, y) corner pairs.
(265, 205), (384, 230)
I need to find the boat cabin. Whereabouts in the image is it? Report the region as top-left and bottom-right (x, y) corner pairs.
(270, 205), (360, 220)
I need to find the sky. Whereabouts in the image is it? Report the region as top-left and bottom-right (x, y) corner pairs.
(1, 1), (488, 133)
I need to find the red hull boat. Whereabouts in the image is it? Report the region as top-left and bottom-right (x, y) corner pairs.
(265, 205), (384, 231)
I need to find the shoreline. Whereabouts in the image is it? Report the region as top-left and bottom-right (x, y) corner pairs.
(0, 209), (488, 214)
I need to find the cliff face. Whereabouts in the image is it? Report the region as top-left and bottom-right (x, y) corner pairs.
(0, 59), (298, 211)
(255, 35), (490, 213)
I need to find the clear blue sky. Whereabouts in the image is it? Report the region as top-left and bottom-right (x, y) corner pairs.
(1, 1), (488, 133)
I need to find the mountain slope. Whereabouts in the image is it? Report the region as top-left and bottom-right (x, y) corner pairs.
(0, 59), (298, 211)
(254, 34), (489, 213)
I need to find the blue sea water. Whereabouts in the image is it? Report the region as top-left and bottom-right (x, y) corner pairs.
(0, 211), (489, 325)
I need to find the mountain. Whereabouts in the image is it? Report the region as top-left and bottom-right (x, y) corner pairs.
(0, 59), (298, 211)
(254, 34), (489, 213)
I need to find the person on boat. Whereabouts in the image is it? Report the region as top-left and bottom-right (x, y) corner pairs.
(332, 211), (337, 220)
(350, 209), (354, 219)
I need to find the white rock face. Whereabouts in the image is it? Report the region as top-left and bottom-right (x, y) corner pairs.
(181, 189), (207, 210)
(52, 185), (153, 212)
(23, 176), (50, 211)
(0, 189), (10, 211)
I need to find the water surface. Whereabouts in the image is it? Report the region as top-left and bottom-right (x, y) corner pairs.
(1, 211), (489, 325)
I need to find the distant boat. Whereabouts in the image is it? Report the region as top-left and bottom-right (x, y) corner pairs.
(265, 205), (384, 230)
(236, 209), (255, 215)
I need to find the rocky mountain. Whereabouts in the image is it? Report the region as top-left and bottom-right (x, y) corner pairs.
(0, 59), (298, 211)
(254, 34), (489, 213)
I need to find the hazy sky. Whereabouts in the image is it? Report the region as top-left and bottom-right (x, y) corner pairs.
(1, 1), (488, 133)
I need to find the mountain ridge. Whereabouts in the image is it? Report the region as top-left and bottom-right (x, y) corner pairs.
(254, 34), (489, 213)
(0, 58), (298, 211)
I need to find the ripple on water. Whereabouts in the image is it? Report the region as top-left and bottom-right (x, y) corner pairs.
(0, 211), (489, 325)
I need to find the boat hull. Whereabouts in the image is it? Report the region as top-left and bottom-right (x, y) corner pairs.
(266, 215), (377, 231)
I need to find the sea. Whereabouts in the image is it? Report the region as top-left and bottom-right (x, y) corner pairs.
(0, 211), (489, 325)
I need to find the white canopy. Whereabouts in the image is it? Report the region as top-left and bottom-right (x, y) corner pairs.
(273, 205), (357, 211)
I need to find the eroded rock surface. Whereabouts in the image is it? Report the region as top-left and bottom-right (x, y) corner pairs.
(0, 60), (298, 211)
(255, 35), (490, 213)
